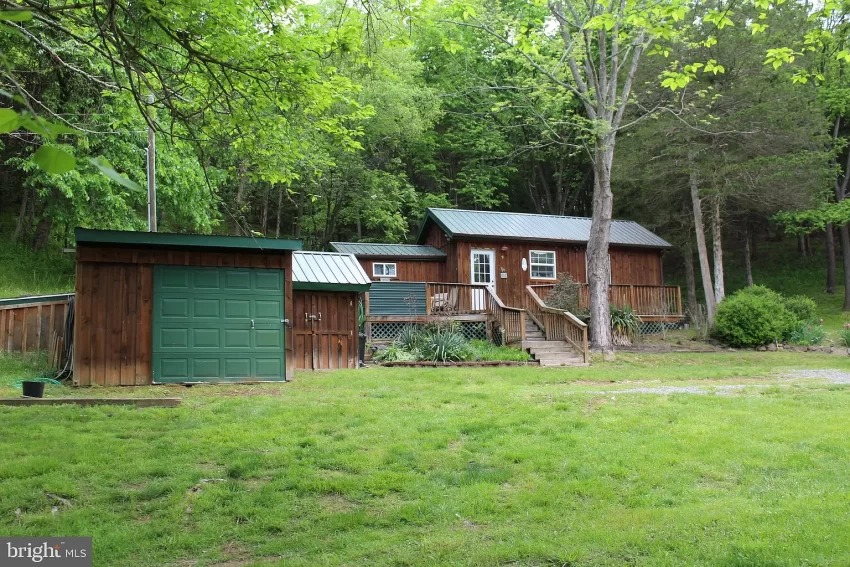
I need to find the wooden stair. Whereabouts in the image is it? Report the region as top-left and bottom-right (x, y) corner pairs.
(522, 320), (587, 367)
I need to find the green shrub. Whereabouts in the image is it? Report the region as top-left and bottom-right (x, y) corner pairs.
(839, 328), (850, 347)
(714, 286), (795, 347)
(419, 328), (468, 362)
(374, 344), (418, 362)
(395, 325), (421, 351)
(610, 306), (640, 346)
(783, 295), (818, 324)
(786, 322), (826, 346)
(466, 340), (531, 362)
(546, 272), (582, 314)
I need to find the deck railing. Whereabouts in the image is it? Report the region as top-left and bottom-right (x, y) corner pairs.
(532, 284), (683, 318)
(425, 282), (490, 315)
(524, 286), (588, 363)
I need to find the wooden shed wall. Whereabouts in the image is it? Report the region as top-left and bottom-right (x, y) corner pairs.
(0, 301), (68, 354)
(355, 258), (446, 283)
(74, 245), (294, 386)
(292, 291), (359, 370)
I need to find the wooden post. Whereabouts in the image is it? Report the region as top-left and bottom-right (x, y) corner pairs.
(425, 283), (432, 315)
(582, 326), (589, 364)
(675, 287), (682, 317)
(520, 311), (527, 342)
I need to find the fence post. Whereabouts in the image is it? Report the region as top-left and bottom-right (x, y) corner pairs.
(520, 311), (527, 342)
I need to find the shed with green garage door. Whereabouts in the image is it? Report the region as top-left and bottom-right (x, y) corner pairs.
(73, 229), (301, 385)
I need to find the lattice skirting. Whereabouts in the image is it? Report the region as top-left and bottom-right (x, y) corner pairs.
(638, 321), (682, 335)
(370, 321), (487, 342)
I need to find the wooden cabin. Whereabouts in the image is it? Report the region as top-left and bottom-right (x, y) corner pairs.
(334, 208), (680, 320)
(74, 229), (301, 385)
(291, 251), (370, 370)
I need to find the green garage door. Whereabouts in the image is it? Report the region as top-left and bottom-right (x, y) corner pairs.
(153, 266), (285, 383)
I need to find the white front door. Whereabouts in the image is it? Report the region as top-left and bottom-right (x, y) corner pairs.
(470, 249), (496, 310)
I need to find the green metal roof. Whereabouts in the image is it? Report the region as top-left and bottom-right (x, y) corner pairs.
(293, 251), (371, 292)
(329, 242), (446, 259)
(417, 208), (672, 249)
(75, 228), (302, 252)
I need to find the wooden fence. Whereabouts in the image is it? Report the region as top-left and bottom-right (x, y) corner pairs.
(0, 294), (73, 355)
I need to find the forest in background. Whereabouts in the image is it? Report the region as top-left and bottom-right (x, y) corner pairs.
(1, 0), (849, 317)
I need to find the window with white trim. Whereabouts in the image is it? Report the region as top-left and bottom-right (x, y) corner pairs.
(529, 250), (556, 279)
(372, 262), (397, 278)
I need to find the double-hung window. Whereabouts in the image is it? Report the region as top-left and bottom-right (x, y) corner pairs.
(529, 251), (556, 279)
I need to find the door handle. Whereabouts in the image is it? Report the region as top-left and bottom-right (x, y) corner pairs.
(250, 319), (255, 330)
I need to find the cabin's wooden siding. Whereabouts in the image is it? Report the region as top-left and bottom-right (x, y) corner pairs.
(74, 245), (294, 386)
(356, 258), (446, 283)
(443, 237), (664, 308)
(292, 291), (359, 370)
(0, 300), (68, 354)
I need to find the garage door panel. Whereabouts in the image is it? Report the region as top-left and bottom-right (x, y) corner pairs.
(192, 328), (220, 348)
(193, 270), (220, 289)
(255, 358), (283, 378)
(160, 358), (189, 379)
(159, 328), (189, 349)
(224, 299), (251, 319)
(255, 299), (282, 319)
(254, 328), (282, 348)
(224, 358), (252, 377)
(225, 270), (251, 290)
(160, 297), (190, 318)
(153, 266), (285, 383)
(192, 358), (221, 379)
(255, 271), (283, 291)
(193, 298), (220, 318)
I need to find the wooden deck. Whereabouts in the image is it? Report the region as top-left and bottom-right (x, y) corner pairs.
(531, 284), (684, 322)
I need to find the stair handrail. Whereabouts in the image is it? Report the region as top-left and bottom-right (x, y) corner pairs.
(524, 285), (589, 363)
(485, 286), (526, 345)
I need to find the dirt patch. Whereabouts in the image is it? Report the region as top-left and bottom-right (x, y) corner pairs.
(318, 493), (357, 513)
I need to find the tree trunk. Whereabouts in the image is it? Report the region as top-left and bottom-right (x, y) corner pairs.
(684, 240), (698, 313)
(825, 224), (836, 294)
(711, 196), (725, 304)
(233, 161), (248, 235)
(690, 169), (716, 326)
(260, 184), (269, 235)
(275, 185), (283, 239)
(743, 224), (754, 287)
(12, 187), (30, 242)
(586, 138), (615, 354)
(839, 224), (850, 311)
(31, 216), (53, 251)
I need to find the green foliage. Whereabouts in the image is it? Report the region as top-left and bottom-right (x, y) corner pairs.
(783, 295), (818, 324)
(610, 306), (640, 346)
(546, 272), (582, 314)
(786, 322), (826, 346)
(395, 325), (422, 352)
(418, 327), (468, 363)
(465, 340), (530, 362)
(839, 328), (850, 347)
(714, 286), (796, 347)
(373, 344), (418, 362)
(0, 242), (74, 298)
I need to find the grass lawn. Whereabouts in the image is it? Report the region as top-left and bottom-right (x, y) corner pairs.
(1, 351), (850, 566)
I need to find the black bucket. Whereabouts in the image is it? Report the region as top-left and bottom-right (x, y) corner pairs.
(21, 381), (45, 398)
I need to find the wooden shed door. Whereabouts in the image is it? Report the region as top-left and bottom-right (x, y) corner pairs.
(152, 266), (285, 383)
(293, 292), (355, 370)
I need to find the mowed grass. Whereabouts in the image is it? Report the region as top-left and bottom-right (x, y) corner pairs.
(1, 352), (850, 566)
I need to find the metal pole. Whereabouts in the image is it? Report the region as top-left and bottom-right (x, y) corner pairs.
(146, 93), (157, 232)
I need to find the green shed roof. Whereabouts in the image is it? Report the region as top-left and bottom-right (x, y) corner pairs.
(75, 228), (302, 252)
(293, 251), (371, 292)
(417, 208), (672, 249)
(329, 242), (446, 259)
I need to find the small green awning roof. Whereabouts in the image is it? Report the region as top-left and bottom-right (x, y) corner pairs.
(75, 228), (302, 252)
(329, 242), (446, 259)
(293, 251), (371, 292)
